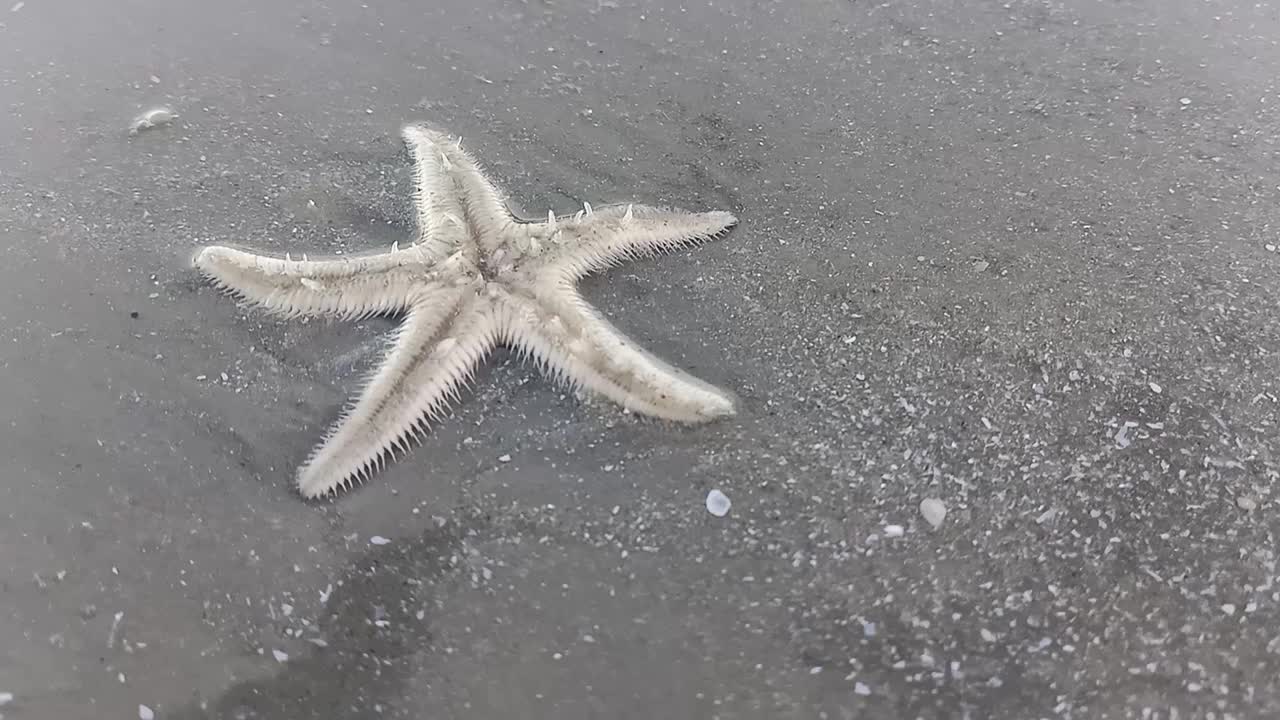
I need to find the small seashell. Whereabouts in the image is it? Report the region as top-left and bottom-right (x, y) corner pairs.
(128, 107), (178, 136)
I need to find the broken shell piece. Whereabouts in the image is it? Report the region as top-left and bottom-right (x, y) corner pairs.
(583, 201), (593, 216)
(128, 106), (178, 136)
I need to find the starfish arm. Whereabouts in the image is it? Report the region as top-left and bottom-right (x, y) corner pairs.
(296, 288), (496, 498)
(402, 124), (514, 255)
(192, 244), (438, 320)
(498, 287), (736, 423)
(540, 204), (737, 280)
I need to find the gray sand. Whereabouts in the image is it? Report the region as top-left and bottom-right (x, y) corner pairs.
(1, 0), (1277, 717)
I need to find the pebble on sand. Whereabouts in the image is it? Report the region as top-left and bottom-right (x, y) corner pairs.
(919, 498), (947, 529)
(706, 489), (731, 517)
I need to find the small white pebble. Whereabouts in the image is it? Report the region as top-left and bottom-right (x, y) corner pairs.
(138, 705), (155, 720)
(0, 693), (12, 706)
(883, 524), (905, 538)
(1222, 604), (1236, 616)
(854, 682), (871, 696)
(1266, 244), (1277, 253)
(919, 498), (947, 529)
(705, 489), (731, 517)
(1237, 496), (1257, 511)
(272, 649), (289, 663)
(1148, 382), (1163, 394)
(1179, 97), (1192, 106)
(11, 1), (24, 12)
(498, 454), (511, 463)
(370, 535), (391, 546)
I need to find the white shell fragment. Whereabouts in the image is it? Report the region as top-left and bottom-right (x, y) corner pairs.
(370, 535), (391, 546)
(919, 498), (947, 529)
(138, 705), (155, 720)
(705, 489), (731, 517)
(128, 106), (178, 136)
(883, 524), (905, 538)
(272, 649), (289, 663)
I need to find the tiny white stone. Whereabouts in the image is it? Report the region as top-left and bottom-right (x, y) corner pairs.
(1237, 496), (1257, 511)
(883, 524), (905, 538)
(0, 692), (12, 706)
(854, 681), (871, 696)
(1267, 244), (1277, 253)
(138, 705), (155, 720)
(272, 649), (289, 663)
(370, 536), (391, 546)
(705, 489), (731, 517)
(281, 603), (294, 617)
(1149, 381), (1162, 394)
(1179, 97), (1191, 105)
(919, 498), (947, 529)
(498, 454), (512, 463)
(1222, 603), (1237, 616)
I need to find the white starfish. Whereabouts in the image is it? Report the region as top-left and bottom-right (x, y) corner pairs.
(192, 122), (739, 499)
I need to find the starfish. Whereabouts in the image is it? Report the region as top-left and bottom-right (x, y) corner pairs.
(192, 122), (739, 498)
